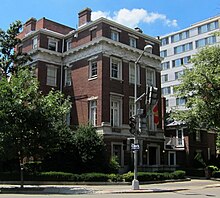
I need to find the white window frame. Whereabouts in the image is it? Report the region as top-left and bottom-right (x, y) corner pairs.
(64, 68), (71, 86)
(46, 65), (57, 87)
(48, 37), (58, 51)
(129, 62), (140, 84)
(161, 74), (168, 83)
(110, 96), (122, 127)
(89, 60), (98, 79)
(110, 57), (122, 80)
(111, 30), (119, 41)
(146, 68), (155, 86)
(66, 39), (71, 51)
(89, 100), (97, 126)
(129, 37), (137, 48)
(32, 36), (38, 49)
(176, 128), (184, 147)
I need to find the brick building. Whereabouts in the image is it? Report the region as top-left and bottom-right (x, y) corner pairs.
(17, 8), (164, 172)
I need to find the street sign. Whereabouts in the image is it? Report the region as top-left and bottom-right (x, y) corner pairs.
(131, 143), (140, 151)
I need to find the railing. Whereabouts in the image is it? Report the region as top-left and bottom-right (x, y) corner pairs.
(164, 137), (185, 149)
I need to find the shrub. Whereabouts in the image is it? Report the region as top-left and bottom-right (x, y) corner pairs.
(108, 156), (120, 173)
(213, 171), (220, 178)
(108, 174), (123, 182)
(80, 173), (109, 182)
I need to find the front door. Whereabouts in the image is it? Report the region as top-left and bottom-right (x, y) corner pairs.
(149, 146), (157, 165)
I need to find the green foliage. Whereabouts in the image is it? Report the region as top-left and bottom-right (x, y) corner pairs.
(122, 170), (186, 182)
(73, 124), (107, 172)
(171, 45), (220, 135)
(108, 156), (120, 173)
(0, 67), (71, 163)
(0, 20), (31, 76)
(0, 170), (186, 182)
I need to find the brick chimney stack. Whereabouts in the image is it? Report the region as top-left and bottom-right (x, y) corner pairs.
(78, 8), (92, 27)
(24, 18), (37, 34)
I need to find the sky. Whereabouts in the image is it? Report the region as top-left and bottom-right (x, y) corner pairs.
(1, 0), (220, 37)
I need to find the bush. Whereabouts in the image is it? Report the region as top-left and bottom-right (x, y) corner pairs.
(80, 173), (109, 182)
(122, 171), (186, 182)
(213, 171), (220, 178)
(0, 170), (186, 182)
(108, 156), (120, 173)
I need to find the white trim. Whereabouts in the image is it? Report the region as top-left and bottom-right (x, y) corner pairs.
(110, 26), (122, 32)
(87, 96), (98, 101)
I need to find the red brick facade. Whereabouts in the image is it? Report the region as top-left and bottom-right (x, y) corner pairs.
(17, 8), (165, 172)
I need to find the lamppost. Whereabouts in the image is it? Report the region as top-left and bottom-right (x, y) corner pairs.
(132, 45), (152, 190)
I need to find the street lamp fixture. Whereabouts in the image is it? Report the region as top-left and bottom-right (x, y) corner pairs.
(132, 45), (152, 190)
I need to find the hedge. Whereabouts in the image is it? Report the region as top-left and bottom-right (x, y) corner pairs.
(0, 170), (186, 182)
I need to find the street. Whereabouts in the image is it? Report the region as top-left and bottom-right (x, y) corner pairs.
(0, 179), (219, 197)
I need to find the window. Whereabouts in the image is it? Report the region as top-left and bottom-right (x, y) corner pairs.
(147, 111), (155, 131)
(171, 34), (180, 43)
(32, 37), (38, 49)
(110, 97), (121, 127)
(112, 144), (123, 165)
(162, 87), (171, 95)
(110, 57), (122, 80)
(198, 21), (219, 34)
(176, 97), (186, 106)
(196, 130), (201, 142)
(171, 31), (189, 43)
(65, 69), (71, 86)
(161, 37), (169, 46)
(161, 62), (170, 70)
(195, 36), (216, 48)
(166, 99), (169, 107)
(176, 128), (184, 146)
(168, 151), (176, 166)
(129, 62), (140, 84)
(129, 99), (135, 118)
(160, 50), (167, 57)
(129, 37), (137, 48)
(174, 42), (193, 54)
(161, 74), (168, 83)
(89, 61), (98, 78)
(111, 30), (119, 41)
(48, 38), (58, 51)
(175, 70), (184, 80)
(173, 56), (191, 67)
(66, 39), (71, 51)
(146, 69), (155, 86)
(89, 100), (97, 126)
(47, 65), (57, 86)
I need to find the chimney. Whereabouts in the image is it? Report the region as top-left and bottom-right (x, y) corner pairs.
(134, 27), (143, 33)
(24, 18), (37, 34)
(78, 8), (92, 27)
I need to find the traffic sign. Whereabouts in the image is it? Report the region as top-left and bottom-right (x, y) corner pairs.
(131, 143), (140, 151)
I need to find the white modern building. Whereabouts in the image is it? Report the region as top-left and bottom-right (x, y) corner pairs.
(160, 15), (220, 112)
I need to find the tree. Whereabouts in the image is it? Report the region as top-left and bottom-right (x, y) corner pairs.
(172, 45), (220, 132)
(73, 125), (108, 173)
(0, 20), (31, 77)
(0, 67), (71, 187)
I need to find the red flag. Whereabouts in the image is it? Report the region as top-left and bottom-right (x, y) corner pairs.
(152, 101), (159, 125)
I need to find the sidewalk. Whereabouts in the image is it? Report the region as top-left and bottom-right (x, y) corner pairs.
(0, 178), (219, 195)
(0, 179), (190, 194)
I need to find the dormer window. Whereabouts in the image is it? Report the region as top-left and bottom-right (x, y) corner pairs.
(129, 37), (137, 48)
(48, 37), (58, 51)
(110, 27), (121, 42)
